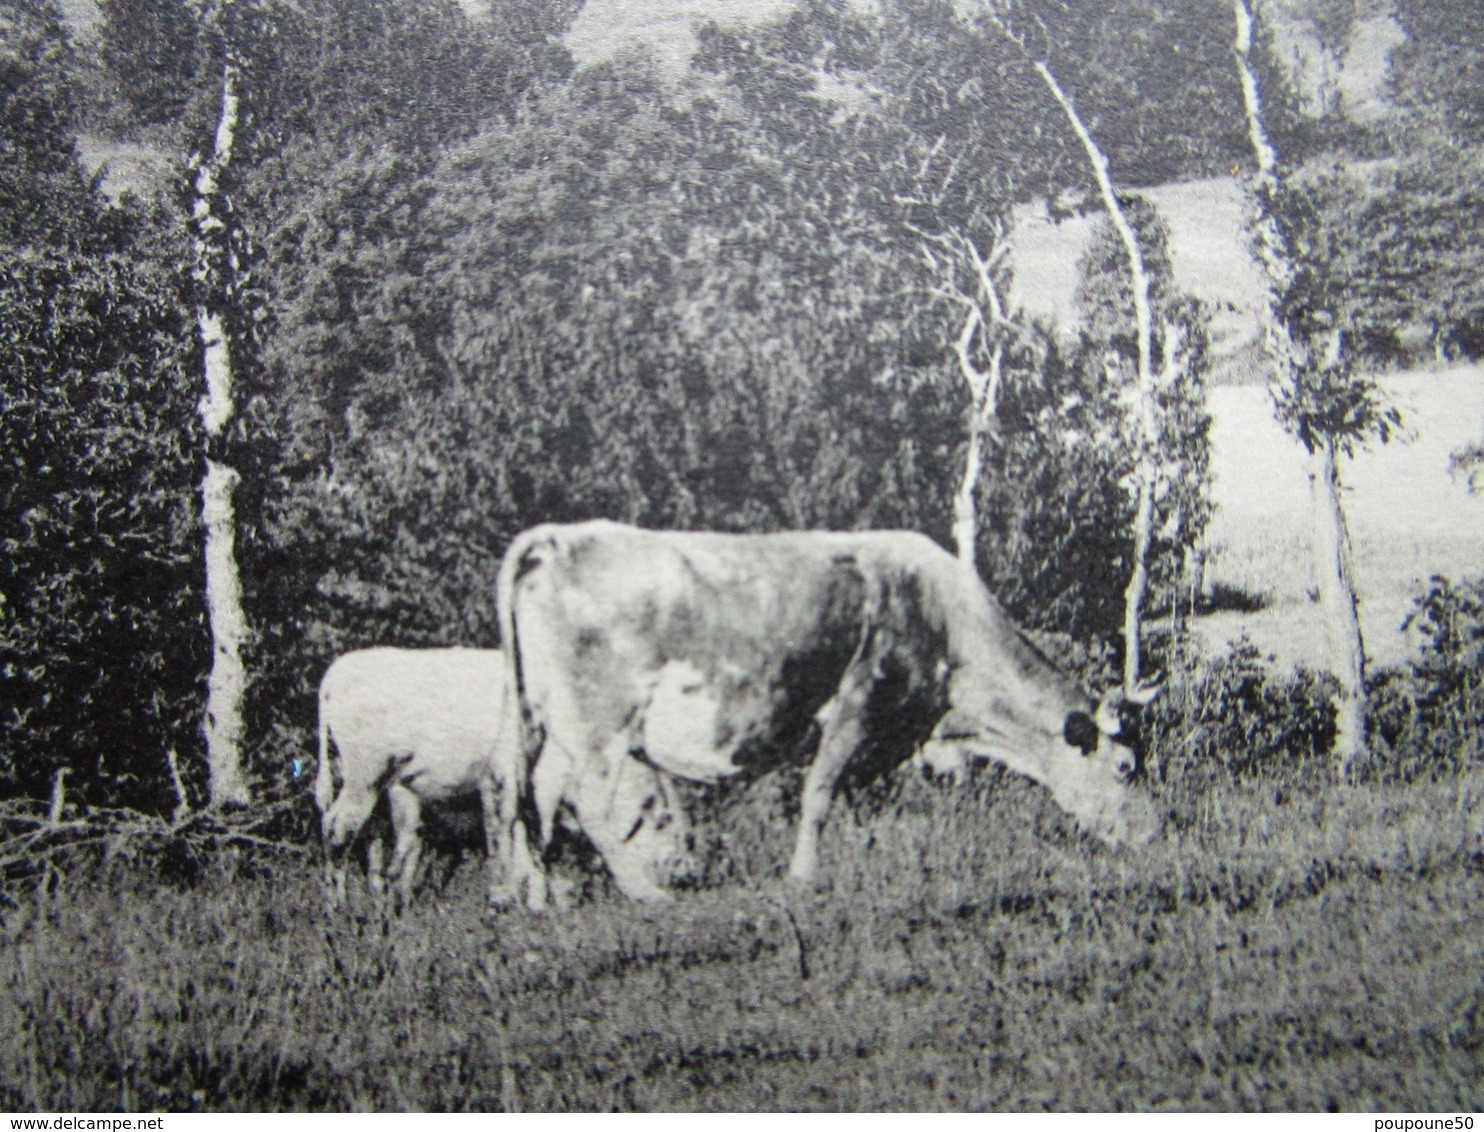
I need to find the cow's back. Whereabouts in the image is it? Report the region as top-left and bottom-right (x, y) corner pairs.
(320, 647), (504, 799)
(505, 523), (963, 783)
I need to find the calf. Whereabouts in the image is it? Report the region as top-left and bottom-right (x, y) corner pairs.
(314, 647), (508, 905)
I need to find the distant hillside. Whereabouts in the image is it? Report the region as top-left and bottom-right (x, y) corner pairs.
(566, 0), (806, 79)
(76, 136), (178, 201)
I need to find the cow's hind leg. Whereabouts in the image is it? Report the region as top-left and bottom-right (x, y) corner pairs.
(787, 676), (873, 889)
(480, 769), (515, 909)
(486, 718), (550, 914)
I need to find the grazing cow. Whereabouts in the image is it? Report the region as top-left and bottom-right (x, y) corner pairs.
(490, 520), (1161, 910)
(314, 647), (510, 905)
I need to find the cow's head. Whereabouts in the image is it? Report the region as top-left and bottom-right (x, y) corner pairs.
(1053, 682), (1160, 846)
(915, 672), (1161, 846)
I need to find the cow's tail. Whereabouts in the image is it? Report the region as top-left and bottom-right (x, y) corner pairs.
(495, 527), (540, 799)
(491, 525), (560, 910)
(313, 675), (337, 829)
(313, 668), (344, 906)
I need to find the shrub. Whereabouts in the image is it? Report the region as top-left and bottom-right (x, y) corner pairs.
(1368, 575), (1484, 781)
(0, 239), (202, 812)
(1147, 640), (1337, 799)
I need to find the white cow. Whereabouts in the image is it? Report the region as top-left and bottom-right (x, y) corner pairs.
(314, 647), (510, 905)
(490, 521), (1162, 910)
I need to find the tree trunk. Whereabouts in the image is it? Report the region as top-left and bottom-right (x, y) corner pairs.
(952, 419), (986, 567)
(1231, 0), (1283, 196)
(1232, 0), (1370, 773)
(951, 337), (1003, 568)
(196, 57), (250, 808)
(1309, 437), (1366, 774)
(1122, 462), (1156, 693)
(1032, 60), (1158, 693)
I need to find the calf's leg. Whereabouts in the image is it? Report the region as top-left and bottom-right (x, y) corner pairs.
(386, 782), (424, 909)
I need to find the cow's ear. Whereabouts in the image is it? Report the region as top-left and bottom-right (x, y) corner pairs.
(1063, 711), (1100, 756)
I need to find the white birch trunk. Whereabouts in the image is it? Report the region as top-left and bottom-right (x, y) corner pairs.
(947, 290), (1005, 567)
(1232, 0), (1367, 772)
(196, 57), (250, 808)
(1032, 60), (1159, 694)
(932, 225), (1012, 569)
(1309, 438), (1366, 771)
(952, 422), (985, 567)
(951, 340), (1005, 566)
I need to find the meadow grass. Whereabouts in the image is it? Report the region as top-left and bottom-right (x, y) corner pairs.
(1198, 365), (1484, 671)
(3, 765), (1480, 1112)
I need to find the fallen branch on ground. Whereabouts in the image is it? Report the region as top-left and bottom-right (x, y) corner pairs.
(0, 799), (309, 902)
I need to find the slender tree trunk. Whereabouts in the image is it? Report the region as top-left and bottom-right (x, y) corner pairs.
(1309, 437), (1366, 770)
(1122, 458), (1156, 690)
(950, 328), (1003, 567)
(1031, 60), (1159, 693)
(1231, 0), (1283, 195)
(196, 56), (250, 808)
(1232, 0), (1368, 772)
(952, 417), (986, 567)
(919, 226), (1011, 569)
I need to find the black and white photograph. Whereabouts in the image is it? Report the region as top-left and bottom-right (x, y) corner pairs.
(2, 0), (1482, 1113)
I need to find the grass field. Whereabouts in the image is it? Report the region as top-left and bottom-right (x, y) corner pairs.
(3, 766), (1482, 1112)
(1198, 365), (1484, 672)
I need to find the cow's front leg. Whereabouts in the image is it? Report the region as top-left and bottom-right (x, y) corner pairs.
(575, 742), (675, 903)
(787, 682), (870, 888)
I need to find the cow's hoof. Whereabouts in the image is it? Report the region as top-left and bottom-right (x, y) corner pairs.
(487, 883), (518, 911)
(522, 877), (551, 915)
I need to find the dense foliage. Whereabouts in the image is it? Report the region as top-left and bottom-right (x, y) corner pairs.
(1370, 575), (1484, 779)
(1053, 200), (1211, 648)
(244, 56), (969, 777)
(0, 237), (202, 810)
(1389, 0), (1484, 148)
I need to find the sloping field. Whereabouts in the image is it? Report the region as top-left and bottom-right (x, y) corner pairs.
(1009, 176), (1269, 384)
(1198, 366), (1484, 671)
(567, 0), (802, 78)
(75, 136), (177, 201)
